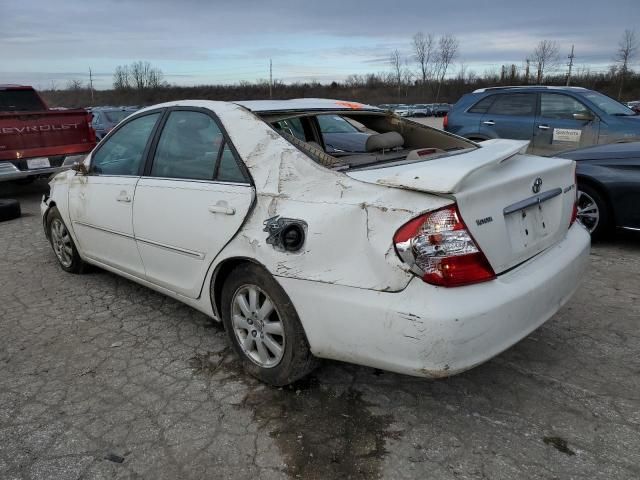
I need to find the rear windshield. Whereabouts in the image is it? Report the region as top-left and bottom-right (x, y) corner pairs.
(0, 89), (46, 111)
(104, 110), (134, 123)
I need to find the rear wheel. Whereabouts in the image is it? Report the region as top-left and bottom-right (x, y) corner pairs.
(220, 263), (318, 386)
(47, 207), (86, 273)
(576, 184), (610, 238)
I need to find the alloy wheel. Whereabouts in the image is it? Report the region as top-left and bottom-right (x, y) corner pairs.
(231, 285), (285, 368)
(576, 189), (600, 233)
(50, 218), (74, 268)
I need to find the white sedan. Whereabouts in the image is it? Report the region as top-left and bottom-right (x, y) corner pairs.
(41, 98), (590, 385)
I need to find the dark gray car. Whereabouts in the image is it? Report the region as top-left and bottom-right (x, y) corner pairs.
(557, 142), (640, 237)
(445, 86), (640, 156)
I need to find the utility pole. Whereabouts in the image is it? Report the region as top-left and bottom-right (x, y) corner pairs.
(89, 67), (95, 103)
(566, 45), (575, 86)
(269, 59), (273, 99)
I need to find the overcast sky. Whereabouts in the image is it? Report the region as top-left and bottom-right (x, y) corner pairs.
(1, 0), (638, 90)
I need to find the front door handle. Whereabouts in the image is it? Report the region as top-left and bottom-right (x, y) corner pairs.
(482, 120), (495, 126)
(116, 191), (132, 203)
(208, 202), (235, 215)
(538, 125), (550, 130)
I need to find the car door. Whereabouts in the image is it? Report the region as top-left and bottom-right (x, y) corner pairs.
(479, 93), (537, 141)
(132, 108), (254, 298)
(533, 93), (599, 156)
(68, 111), (162, 277)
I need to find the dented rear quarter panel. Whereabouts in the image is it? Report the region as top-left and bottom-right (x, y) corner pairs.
(208, 102), (452, 292)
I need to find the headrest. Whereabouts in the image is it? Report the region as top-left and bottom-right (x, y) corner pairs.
(365, 131), (404, 152)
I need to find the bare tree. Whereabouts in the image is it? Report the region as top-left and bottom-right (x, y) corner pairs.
(615, 29), (638, 99)
(66, 79), (83, 90)
(390, 49), (403, 98)
(532, 40), (560, 84)
(412, 32), (435, 85)
(113, 65), (130, 90)
(434, 34), (459, 102)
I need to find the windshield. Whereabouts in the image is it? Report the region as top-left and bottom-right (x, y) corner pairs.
(317, 114), (360, 133)
(0, 89), (46, 111)
(104, 110), (135, 123)
(582, 91), (636, 116)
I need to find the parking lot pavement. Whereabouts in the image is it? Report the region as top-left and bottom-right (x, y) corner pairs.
(1, 181), (639, 480)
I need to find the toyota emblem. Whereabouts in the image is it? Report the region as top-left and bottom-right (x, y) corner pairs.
(532, 177), (543, 194)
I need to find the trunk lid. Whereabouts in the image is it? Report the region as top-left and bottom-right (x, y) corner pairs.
(347, 139), (577, 274)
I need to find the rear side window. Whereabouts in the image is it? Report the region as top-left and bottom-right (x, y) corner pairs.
(468, 96), (495, 114)
(540, 94), (591, 120)
(0, 89), (46, 111)
(216, 144), (246, 183)
(487, 94), (536, 116)
(91, 113), (160, 176)
(151, 111), (223, 180)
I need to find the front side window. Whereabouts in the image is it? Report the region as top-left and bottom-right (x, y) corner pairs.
(487, 94), (536, 116)
(540, 94), (592, 120)
(91, 112), (160, 175)
(151, 111), (223, 180)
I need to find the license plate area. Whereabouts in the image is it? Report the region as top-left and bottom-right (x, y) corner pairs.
(27, 157), (51, 169)
(505, 203), (550, 251)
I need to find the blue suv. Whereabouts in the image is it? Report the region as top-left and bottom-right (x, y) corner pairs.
(445, 86), (640, 156)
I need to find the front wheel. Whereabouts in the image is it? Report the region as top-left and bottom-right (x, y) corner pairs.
(220, 263), (318, 386)
(47, 207), (86, 273)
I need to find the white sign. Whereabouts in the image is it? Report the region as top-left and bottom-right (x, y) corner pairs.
(552, 128), (581, 143)
(26, 157), (51, 169)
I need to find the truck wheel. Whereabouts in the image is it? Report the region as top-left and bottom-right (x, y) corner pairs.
(0, 199), (21, 222)
(46, 207), (86, 273)
(220, 263), (318, 386)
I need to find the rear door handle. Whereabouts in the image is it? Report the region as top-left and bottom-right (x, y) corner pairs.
(116, 192), (132, 203)
(482, 120), (495, 126)
(538, 125), (550, 130)
(208, 202), (235, 215)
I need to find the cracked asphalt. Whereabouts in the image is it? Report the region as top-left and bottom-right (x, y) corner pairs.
(1, 180), (639, 480)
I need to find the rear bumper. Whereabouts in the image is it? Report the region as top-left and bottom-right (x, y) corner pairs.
(279, 224), (590, 378)
(0, 154), (85, 182)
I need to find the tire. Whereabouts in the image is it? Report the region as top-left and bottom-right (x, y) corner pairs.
(0, 199), (21, 222)
(220, 263), (318, 386)
(46, 207), (86, 273)
(576, 183), (610, 239)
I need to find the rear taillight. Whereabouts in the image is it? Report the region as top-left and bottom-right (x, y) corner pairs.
(442, 114), (448, 130)
(569, 164), (578, 227)
(393, 205), (496, 287)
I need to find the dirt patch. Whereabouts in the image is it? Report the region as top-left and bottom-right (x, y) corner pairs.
(244, 375), (396, 479)
(543, 436), (576, 456)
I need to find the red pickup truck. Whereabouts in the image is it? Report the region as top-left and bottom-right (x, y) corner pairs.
(0, 85), (96, 182)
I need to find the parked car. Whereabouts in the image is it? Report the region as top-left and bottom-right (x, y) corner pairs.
(432, 103), (451, 117)
(90, 106), (138, 139)
(411, 104), (434, 117)
(393, 104), (413, 117)
(556, 141), (640, 237)
(627, 101), (640, 114)
(42, 98), (589, 386)
(445, 86), (640, 155)
(0, 84), (96, 182)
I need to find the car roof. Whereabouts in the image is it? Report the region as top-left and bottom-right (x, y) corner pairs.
(234, 98), (380, 113)
(472, 86), (588, 94)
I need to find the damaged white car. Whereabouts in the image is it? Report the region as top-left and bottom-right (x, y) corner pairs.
(41, 99), (590, 385)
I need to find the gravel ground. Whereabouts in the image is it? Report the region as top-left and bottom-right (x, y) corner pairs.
(1, 180), (639, 480)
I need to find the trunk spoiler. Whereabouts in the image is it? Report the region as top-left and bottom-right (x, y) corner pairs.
(347, 139), (530, 194)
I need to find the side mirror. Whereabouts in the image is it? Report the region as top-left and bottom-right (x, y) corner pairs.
(72, 162), (89, 175)
(573, 111), (594, 121)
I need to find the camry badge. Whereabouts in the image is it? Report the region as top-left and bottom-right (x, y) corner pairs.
(532, 177), (543, 194)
